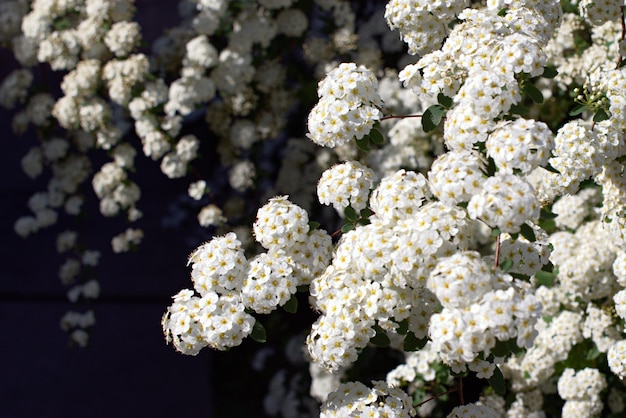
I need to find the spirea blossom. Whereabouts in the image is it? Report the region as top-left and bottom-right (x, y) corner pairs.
(317, 161), (375, 212)
(428, 150), (485, 206)
(385, 0), (469, 56)
(320, 381), (415, 418)
(253, 196), (309, 250)
(307, 63), (383, 148)
(487, 119), (554, 174)
(468, 174), (540, 233)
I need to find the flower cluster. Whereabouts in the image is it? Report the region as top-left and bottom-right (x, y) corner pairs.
(320, 381), (415, 418)
(163, 197), (333, 352)
(317, 161), (376, 213)
(307, 63), (383, 148)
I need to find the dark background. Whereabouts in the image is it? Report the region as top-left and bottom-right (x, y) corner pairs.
(0, 2), (224, 416)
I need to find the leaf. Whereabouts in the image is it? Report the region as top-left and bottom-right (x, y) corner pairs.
(509, 272), (530, 281)
(499, 258), (514, 272)
(360, 208), (372, 218)
(509, 103), (529, 115)
(355, 136), (370, 152)
(593, 108), (610, 122)
(437, 92), (454, 109)
(523, 82), (544, 103)
(497, 7), (507, 16)
(396, 319), (409, 335)
(535, 270), (555, 287)
(491, 228), (501, 237)
(308, 221), (320, 231)
(371, 325), (391, 347)
(491, 340), (510, 357)
(283, 294), (298, 313)
(341, 223), (355, 233)
(541, 66), (558, 79)
(519, 223), (536, 242)
(422, 104), (445, 132)
(569, 104), (589, 116)
(344, 206), (358, 222)
(488, 366), (506, 395)
(543, 162), (561, 174)
(251, 320), (267, 343)
(369, 128), (384, 145)
(403, 332), (427, 352)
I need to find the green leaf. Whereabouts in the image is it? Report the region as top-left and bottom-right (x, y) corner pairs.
(593, 108), (610, 122)
(371, 325), (391, 347)
(437, 92), (454, 109)
(569, 104), (589, 116)
(403, 332), (427, 351)
(369, 128), (384, 145)
(543, 162), (560, 174)
(523, 82), (544, 103)
(519, 223), (536, 242)
(491, 228), (501, 237)
(509, 103), (529, 115)
(283, 294), (298, 313)
(308, 221), (320, 231)
(540, 208), (558, 219)
(251, 320), (267, 343)
(422, 104), (445, 132)
(535, 270), (555, 287)
(500, 258), (514, 272)
(344, 206), (358, 222)
(355, 136), (370, 152)
(360, 208), (372, 218)
(488, 366), (506, 396)
(509, 272), (530, 281)
(491, 340), (510, 357)
(341, 223), (355, 233)
(541, 66), (558, 79)
(497, 7), (507, 16)
(396, 319), (409, 335)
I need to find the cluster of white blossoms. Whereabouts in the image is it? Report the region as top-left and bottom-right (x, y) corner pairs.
(307, 63), (383, 148)
(317, 161), (376, 213)
(427, 251), (542, 374)
(319, 381), (415, 418)
(467, 174), (540, 234)
(486, 119), (554, 174)
(427, 150), (485, 206)
(385, 0), (469, 56)
(163, 197), (333, 352)
(558, 368), (607, 418)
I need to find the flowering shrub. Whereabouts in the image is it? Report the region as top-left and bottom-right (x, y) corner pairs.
(4, 0), (626, 416)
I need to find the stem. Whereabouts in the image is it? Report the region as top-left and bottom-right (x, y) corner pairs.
(380, 114), (423, 121)
(416, 387), (458, 408)
(616, 6), (625, 70)
(416, 376), (466, 408)
(494, 233), (501, 268)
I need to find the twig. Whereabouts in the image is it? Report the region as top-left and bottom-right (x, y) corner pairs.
(381, 114), (423, 121)
(494, 233), (501, 268)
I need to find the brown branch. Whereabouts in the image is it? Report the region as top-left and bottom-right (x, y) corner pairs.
(416, 386), (458, 408)
(616, 6), (625, 70)
(380, 114), (423, 121)
(494, 233), (501, 268)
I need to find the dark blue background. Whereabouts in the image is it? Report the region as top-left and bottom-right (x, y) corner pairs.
(0, 2), (220, 416)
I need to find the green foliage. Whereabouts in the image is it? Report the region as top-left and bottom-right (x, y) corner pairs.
(283, 294), (298, 313)
(488, 367), (506, 395)
(371, 324), (391, 347)
(251, 320), (267, 343)
(403, 331), (427, 352)
(422, 104), (446, 132)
